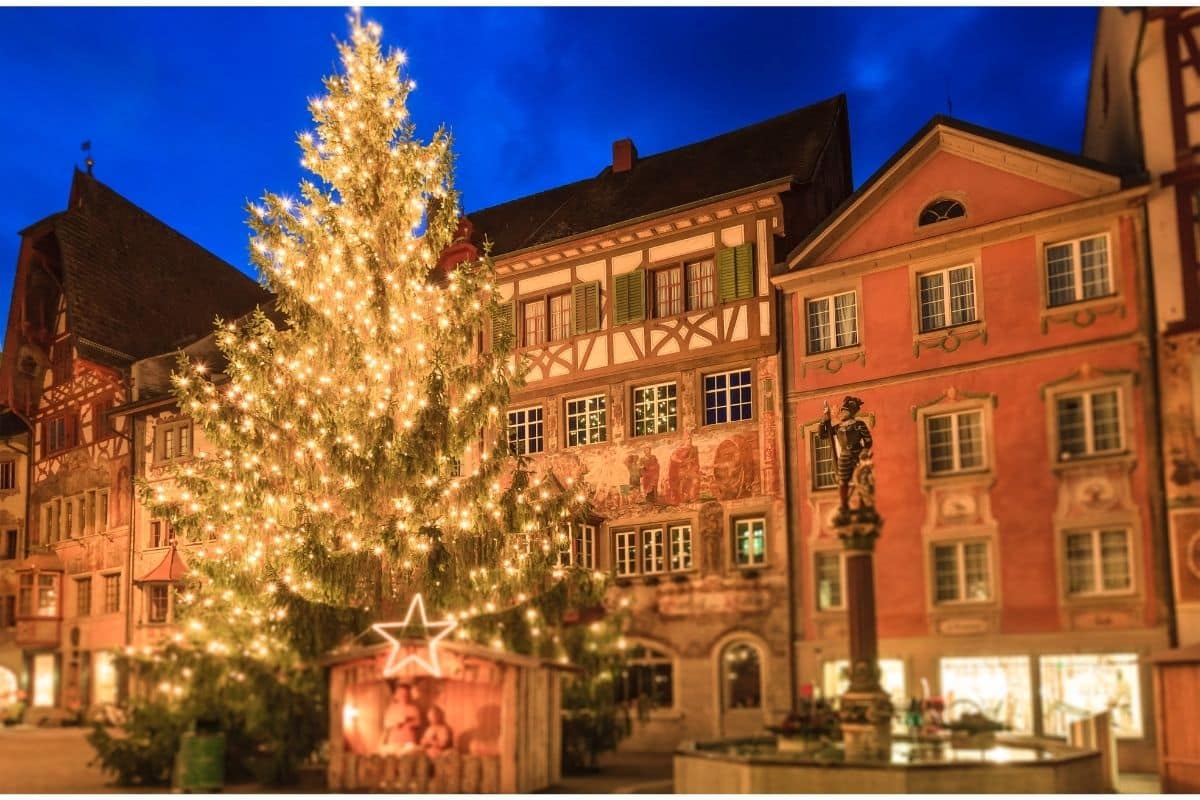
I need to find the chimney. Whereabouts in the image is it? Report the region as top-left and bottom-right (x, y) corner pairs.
(612, 138), (637, 173)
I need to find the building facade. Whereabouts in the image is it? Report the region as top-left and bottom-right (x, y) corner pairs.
(0, 170), (269, 716)
(467, 96), (852, 749)
(0, 413), (30, 714)
(775, 118), (1169, 772)
(1084, 6), (1200, 647)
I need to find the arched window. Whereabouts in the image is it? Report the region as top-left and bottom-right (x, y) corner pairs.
(919, 199), (966, 227)
(615, 644), (673, 709)
(722, 641), (762, 709)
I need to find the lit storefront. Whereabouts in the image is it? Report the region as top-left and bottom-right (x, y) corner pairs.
(92, 651), (118, 706)
(823, 658), (907, 708)
(939, 655), (1034, 733)
(31, 652), (56, 707)
(1039, 653), (1142, 738)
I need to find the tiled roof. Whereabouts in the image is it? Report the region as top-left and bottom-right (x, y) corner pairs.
(466, 94), (847, 257)
(38, 170), (272, 366)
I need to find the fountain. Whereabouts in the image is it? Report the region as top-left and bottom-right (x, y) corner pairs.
(674, 397), (1108, 793)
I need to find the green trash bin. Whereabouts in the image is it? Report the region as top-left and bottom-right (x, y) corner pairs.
(173, 719), (225, 793)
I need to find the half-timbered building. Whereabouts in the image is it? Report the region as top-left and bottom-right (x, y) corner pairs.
(0, 410), (30, 713)
(466, 95), (853, 749)
(0, 169), (269, 715)
(775, 117), (1167, 771)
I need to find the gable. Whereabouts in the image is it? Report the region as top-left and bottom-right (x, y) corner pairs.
(823, 150), (1098, 263)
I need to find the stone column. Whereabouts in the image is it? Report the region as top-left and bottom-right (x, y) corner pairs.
(837, 514), (893, 761)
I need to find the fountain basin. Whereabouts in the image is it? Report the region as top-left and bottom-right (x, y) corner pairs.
(674, 735), (1105, 794)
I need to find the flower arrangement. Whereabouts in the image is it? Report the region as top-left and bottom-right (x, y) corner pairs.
(768, 684), (839, 753)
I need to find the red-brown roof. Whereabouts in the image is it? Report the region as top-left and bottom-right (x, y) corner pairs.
(30, 170), (273, 366)
(466, 95), (847, 257)
(135, 546), (189, 584)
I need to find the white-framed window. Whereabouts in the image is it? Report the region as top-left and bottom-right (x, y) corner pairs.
(814, 550), (845, 611)
(686, 259), (715, 311)
(46, 415), (70, 454)
(733, 517), (766, 567)
(703, 368), (752, 425)
(806, 291), (859, 354)
(64, 497), (75, 539)
(572, 523), (597, 569)
(1039, 653), (1143, 739)
(632, 382), (677, 437)
(811, 431), (837, 489)
(566, 394), (607, 446)
(918, 265), (976, 332)
(925, 409), (986, 475)
(669, 524), (693, 571)
(616, 644), (674, 709)
(932, 540), (992, 603)
(1055, 388), (1122, 460)
(653, 266), (684, 318)
(146, 584), (170, 624)
(1065, 529), (1132, 596)
(0, 461), (15, 491)
(149, 519), (175, 549)
(1045, 234), (1112, 307)
(157, 419), (192, 462)
(507, 406), (544, 456)
(103, 573), (120, 614)
(549, 292), (572, 342)
(615, 529), (638, 577)
(75, 576), (91, 617)
(642, 527), (666, 574)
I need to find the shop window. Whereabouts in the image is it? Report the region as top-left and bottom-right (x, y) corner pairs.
(722, 642), (762, 709)
(632, 382), (677, 436)
(147, 584), (170, 624)
(815, 550), (844, 611)
(918, 265), (976, 331)
(92, 651), (118, 706)
(103, 574), (120, 614)
(806, 291), (858, 354)
(1045, 234), (1112, 307)
(925, 409), (986, 475)
(811, 431), (836, 490)
(1039, 653), (1142, 738)
(1065, 529), (1132, 596)
(615, 644), (673, 710)
(506, 406), (544, 456)
(703, 369), (752, 425)
(32, 653), (56, 707)
(733, 517), (766, 567)
(565, 394), (607, 446)
(918, 199), (966, 227)
(1056, 388), (1123, 460)
(940, 655), (1033, 733)
(932, 541), (992, 603)
(76, 577), (91, 617)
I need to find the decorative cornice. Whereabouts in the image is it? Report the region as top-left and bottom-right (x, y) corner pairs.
(1040, 299), (1126, 334)
(800, 349), (866, 378)
(1039, 363), (1137, 400)
(910, 386), (997, 420)
(913, 325), (988, 358)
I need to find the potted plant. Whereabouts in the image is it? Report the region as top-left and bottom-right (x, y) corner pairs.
(768, 685), (838, 755)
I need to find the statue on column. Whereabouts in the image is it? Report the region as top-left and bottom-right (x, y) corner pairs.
(819, 396), (873, 515)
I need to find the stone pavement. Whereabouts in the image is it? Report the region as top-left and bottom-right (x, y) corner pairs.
(545, 751), (675, 794)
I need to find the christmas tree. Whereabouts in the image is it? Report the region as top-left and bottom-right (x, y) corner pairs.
(91, 13), (619, 785)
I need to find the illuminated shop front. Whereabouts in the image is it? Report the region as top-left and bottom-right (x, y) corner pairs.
(31, 652), (56, 707)
(822, 658), (906, 708)
(92, 651), (119, 706)
(939, 655), (1033, 733)
(1039, 653), (1142, 738)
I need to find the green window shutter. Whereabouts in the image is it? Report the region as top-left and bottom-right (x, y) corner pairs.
(490, 301), (514, 351)
(716, 247), (738, 303)
(572, 280), (601, 334)
(734, 242), (755, 299)
(613, 271), (645, 326)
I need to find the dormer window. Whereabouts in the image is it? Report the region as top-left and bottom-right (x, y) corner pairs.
(919, 199), (966, 227)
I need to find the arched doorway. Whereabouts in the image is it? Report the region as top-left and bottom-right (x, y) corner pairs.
(718, 640), (763, 737)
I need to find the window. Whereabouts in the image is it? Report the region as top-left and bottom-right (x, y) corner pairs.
(2, 529), (16, 560)
(925, 409), (986, 475)
(1046, 234), (1112, 307)
(652, 266), (684, 318)
(566, 395), (606, 446)
(1039, 653), (1143, 738)
(811, 432), (836, 490)
(157, 420), (193, 462)
(933, 541), (992, 603)
(1056, 388), (1122, 460)
(18, 574), (32, 616)
(722, 642), (762, 709)
(51, 339), (72, 384)
(76, 577), (91, 617)
(616, 644), (673, 709)
(92, 400), (112, 441)
(824, 658), (907, 712)
(734, 517), (766, 567)
(807, 291), (859, 354)
(1, 595), (13, 628)
(815, 550), (844, 611)
(522, 298), (547, 347)
(669, 524), (693, 571)
(507, 406), (544, 456)
(103, 574), (120, 614)
(558, 522), (596, 569)
(0, 461), (15, 491)
(1065, 529), (1132, 596)
(940, 655), (1033, 733)
(919, 199), (966, 226)
(685, 259), (715, 310)
(46, 415), (71, 454)
(549, 292), (572, 342)
(64, 498), (74, 539)
(918, 265), (976, 331)
(641, 527), (666, 574)
(37, 574), (58, 616)
(149, 520), (176, 549)
(147, 584), (170, 624)
(703, 369), (752, 425)
(632, 383), (677, 436)
(614, 530), (638, 577)
(87, 489), (109, 534)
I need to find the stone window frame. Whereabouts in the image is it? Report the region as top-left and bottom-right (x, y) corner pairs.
(630, 380), (679, 439)
(75, 576), (92, 618)
(155, 417), (193, 464)
(923, 407), (990, 477)
(804, 288), (861, 356)
(101, 572), (121, 615)
(929, 537), (996, 606)
(811, 545), (847, 613)
(611, 519), (696, 581)
(1034, 220), (1122, 317)
(710, 630), (771, 726)
(1041, 371), (1135, 471)
(0, 459), (17, 493)
(913, 393), (998, 488)
(616, 637), (680, 716)
(1061, 526), (1137, 600)
(144, 583), (172, 625)
(731, 515), (768, 569)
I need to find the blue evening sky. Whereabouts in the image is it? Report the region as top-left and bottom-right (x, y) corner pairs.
(0, 6), (1096, 331)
